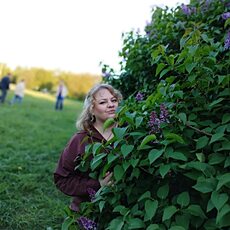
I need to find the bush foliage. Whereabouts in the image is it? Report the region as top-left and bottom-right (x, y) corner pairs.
(63, 0), (230, 229)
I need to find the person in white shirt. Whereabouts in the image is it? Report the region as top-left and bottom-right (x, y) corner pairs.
(55, 80), (68, 110)
(11, 79), (26, 104)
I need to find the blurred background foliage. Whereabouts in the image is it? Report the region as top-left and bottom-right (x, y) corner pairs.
(0, 63), (101, 100)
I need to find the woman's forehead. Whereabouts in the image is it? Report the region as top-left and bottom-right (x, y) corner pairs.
(94, 88), (114, 99)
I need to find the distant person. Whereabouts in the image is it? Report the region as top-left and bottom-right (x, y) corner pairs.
(0, 73), (12, 104)
(10, 79), (26, 104)
(55, 80), (68, 110)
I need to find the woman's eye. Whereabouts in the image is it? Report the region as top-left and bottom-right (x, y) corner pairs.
(112, 99), (117, 102)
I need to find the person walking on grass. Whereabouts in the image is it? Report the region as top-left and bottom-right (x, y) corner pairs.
(10, 79), (26, 105)
(54, 83), (123, 212)
(55, 80), (68, 110)
(0, 73), (12, 104)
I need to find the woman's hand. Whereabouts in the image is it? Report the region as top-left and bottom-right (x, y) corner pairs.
(99, 171), (114, 187)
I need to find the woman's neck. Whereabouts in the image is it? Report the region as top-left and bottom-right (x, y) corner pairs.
(93, 122), (116, 140)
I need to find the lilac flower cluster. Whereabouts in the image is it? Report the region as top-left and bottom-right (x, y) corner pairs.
(181, 4), (196, 15)
(102, 72), (110, 78)
(135, 92), (144, 101)
(149, 111), (161, 133)
(224, 30), (230, 50)
(159, 104), (169, 123)
(87, 188), (96, 201)
(149, 104), (169, 133)
(78, 216), (97, 230)
(222, 12), (230, 20)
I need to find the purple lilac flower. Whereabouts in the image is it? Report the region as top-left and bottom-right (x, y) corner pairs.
(77, 216), (97, 230)
(181, 4), (192, 15)
(159, 104), (169, 123)
(205, 0), (212, 6)
(224, 30), (230, 50)
(149, 111), (161, 133)
(135, 92), (144, 101)
(222, 12), (230, 20)
(87, 188), (96, 201)
(102, 72), (110, 78)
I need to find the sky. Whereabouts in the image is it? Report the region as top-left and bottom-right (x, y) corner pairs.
(0, 0), (189, 75)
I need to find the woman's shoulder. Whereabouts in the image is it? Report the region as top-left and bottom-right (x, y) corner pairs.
(70, 130), (90, 142)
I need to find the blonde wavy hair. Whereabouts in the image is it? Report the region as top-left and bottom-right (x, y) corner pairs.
(76, 83), (123, 130)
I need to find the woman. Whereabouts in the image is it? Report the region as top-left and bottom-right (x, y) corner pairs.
(54, 83), (123, 211)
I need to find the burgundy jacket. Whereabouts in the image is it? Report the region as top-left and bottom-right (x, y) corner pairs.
(54, 126), (105, 211)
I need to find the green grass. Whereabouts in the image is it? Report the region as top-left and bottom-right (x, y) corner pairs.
(0, 90), (83, 229)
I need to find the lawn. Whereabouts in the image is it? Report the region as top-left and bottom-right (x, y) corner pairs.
(0, 89), (83, 229)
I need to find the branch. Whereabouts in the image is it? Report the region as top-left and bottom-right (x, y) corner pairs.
(186, 122), (212, 137)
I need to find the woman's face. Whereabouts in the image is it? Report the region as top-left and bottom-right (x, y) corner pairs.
(92, 88), (118, 124)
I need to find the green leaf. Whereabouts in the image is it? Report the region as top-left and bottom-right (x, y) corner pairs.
(148, 149), (164, 164)
(168, 151), (187, 161)
(186, 205), (207, 219)
(113, 205), (129, 215)
(108, 217), (124, 230)
(192, 178), (216, 193)
(208, 153), (225, 165)
(216, 173), (230, 191)
(128, 218), (145, 229)
(208, 98), (224, 108)
(114, 165), (125, 182)
(138, 191), (151, 202)
(196, 153), (205, 162)
(156, 63), (166, 76)
(121, 144), (134, 158)
(103, 118), (115, 130)
(216, 204), (230, 224)
(169, 227), (186, 230)
(185, 63), (196, 73)
(160, 67), (171, 79)
(113, 127), (127, 139)
(222, 114), (230, 124)
(130, 158), (139, 168)
(168, 54), (175, 65)
(147, 224), (160, 230)
(99, 201), (105, 212)
(162, 205), (177, 221)
(209, 133), (224, 144)
(196, 136), (209, 149)
(157, 184), (169, 199)
(224, 157), (230, 168)
(92, 142), (102, 156)
(178, 113), (187, 125)
(224, 18), (230, 28)
(107, 153), (119, 164)
(139, 134), (156, 149)
(211, 191), (228, 211)
(164, 133), (184, 144)
(159, 164), (170, 178)
(61, 217), (75, 230)
(177, 192), (190, 207)
(91, 153), (106, 170)
(135, 116), (143, 128)
(145, 200), (158, 220)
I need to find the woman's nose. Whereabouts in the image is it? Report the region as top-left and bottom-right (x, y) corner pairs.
(107, 101), (114, 107)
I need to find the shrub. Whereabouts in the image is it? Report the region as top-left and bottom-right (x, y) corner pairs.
(63, 0), (230, 229)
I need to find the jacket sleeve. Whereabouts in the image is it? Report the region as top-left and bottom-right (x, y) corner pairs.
(54, 133), (100, 196)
